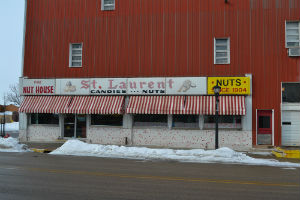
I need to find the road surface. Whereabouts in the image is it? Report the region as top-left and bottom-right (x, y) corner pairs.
(0, 152), (299, 200)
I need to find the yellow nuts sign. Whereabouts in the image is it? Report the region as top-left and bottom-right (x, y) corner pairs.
(207, 77), (251, 95)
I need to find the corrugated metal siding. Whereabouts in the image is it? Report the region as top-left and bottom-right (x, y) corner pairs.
(23, 0), (300, 146)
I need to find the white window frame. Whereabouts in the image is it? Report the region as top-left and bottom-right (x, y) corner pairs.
(69, 43), (83, 68)
(285, 21), (300, 48)
(101, 0), (115, 11)
(214, 38), (230, 65)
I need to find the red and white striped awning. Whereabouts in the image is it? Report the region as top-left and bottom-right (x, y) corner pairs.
(126, 96), (185, 114)
(67, 96), (125, 114)
(20, 95), (245, 115)
(184, 96), (246, 115)
(19, 96), (72, 113)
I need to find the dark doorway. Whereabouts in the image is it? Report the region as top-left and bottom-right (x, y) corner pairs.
(257, 110), (272, 145)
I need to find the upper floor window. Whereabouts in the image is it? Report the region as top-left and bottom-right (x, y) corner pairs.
(101, 0), (115, 11)
(214, 38), (230, 64)
(69, 43), (82, 67)
(282, 82), (300, 103)
(285, 21), (300, 48)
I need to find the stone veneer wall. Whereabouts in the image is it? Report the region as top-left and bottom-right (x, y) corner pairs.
(26, 125), (60, 141)
(19, 123), (252, 150)
(132, 128), (214, 149)
(88, 126), (131, 146)
(87, 126), (252, 150)
(132, 128), (252, 150)
(219, 130), (252, 151)
(18, 130), (27, 142)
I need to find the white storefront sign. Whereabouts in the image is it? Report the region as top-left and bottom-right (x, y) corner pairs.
(21, 77), (207, 95)
(56, 78), (128, 95)
(56, 79), (90, 95)
(90, 78), (127, 95)
(20, 79), (55, 95)
(127, 78), (166, 95)
(166, 77), (206, 95)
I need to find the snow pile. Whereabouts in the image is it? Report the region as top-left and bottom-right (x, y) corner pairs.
(50, 140), (300, 168)
(3, 122), (19, 131)
(0, 137), (29, 152)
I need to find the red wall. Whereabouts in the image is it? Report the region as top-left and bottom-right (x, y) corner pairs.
(24, 0), (300, 145)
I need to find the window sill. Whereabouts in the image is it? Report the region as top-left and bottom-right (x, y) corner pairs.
(90, 125), (122, 128)
(214, 63), (230, 65)
(133, 126), (168, 129)
(203, 128), (243, 131)
(30, 124), (59, 126)
(62, 137), (87, 142)
(171, 127), (200, 130)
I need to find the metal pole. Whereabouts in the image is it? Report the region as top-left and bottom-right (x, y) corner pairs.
(3, 100), (5, 137)
(215, 94), (219, 149)
(1, 120), (3, 137)
(74, 114), (77, 138)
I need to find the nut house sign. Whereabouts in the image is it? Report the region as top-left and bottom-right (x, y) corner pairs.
(20, 77), (207, 95)
(20, 78), (55, 95)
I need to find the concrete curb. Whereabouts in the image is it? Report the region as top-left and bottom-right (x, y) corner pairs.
(30, 148), (52, 153)
(272, 147), (300, 159)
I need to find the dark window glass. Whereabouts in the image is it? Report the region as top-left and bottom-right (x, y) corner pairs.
(259, 116), (270, 129)
(204, 115), (235, 123)
(91, 114), (123, 126)
(282, 83), (300, 103)
(173, 115), (199, 128)
(31, 113), (59, 125)
(134, 114), (167, 127)
(204, 115), (241, 129)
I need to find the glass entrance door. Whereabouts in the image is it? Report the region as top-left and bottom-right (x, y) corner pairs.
(64, 114), (75, 138)
(76, 114), (86, 138)
(64, 114), (86, 138)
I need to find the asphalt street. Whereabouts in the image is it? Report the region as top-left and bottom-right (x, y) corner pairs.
(0, 152), (299, 200)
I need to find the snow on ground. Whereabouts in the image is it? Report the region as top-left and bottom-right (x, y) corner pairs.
(50, 140), (300, 168)
(2, 122), (19, 131)
(0, 137), (29, 152)
(0, 111), (13, 115)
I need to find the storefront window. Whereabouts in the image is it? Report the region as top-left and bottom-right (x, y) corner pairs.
(172, 115), (199, 128)
(31, 113), (59, 125)
(134, 114), (167, 127)
(204, 115), (241, 129)
(91, 114), (123, 126)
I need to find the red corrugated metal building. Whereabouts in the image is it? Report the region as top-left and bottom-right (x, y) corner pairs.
(19, 0), (300, 149)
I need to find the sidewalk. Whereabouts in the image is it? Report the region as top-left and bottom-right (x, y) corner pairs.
(24, 141), (275, 151)
(21, 140), (300, 162)
(21, 141), (292, 152)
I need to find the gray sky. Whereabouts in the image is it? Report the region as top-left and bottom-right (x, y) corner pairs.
(0, 0), (25, 104)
